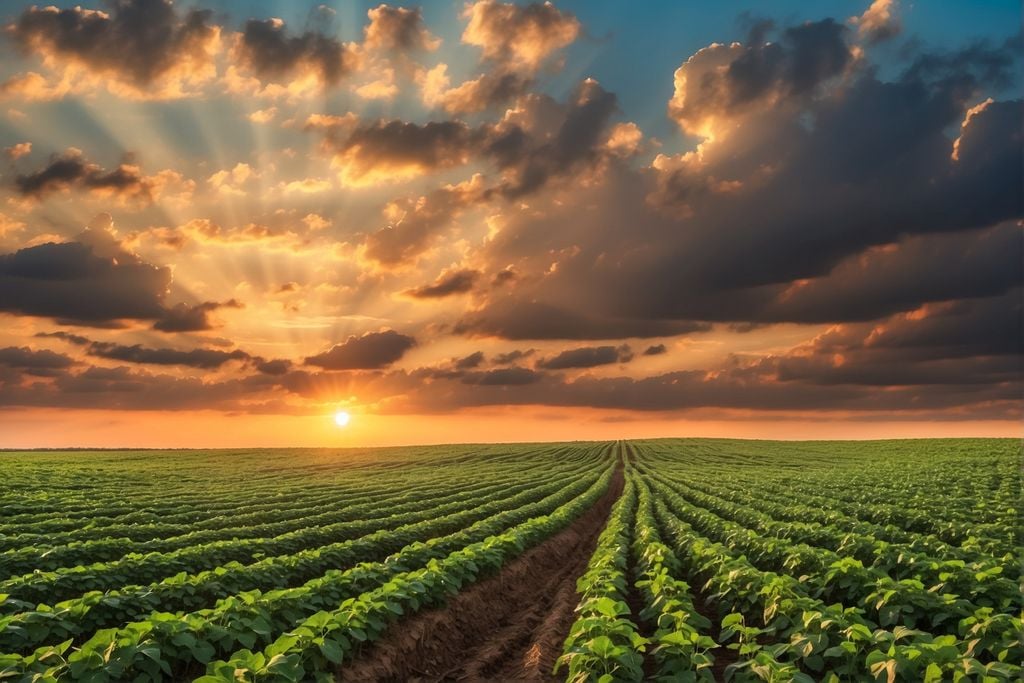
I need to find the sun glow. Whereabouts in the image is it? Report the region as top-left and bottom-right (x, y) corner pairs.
(333, 410), (351, 428)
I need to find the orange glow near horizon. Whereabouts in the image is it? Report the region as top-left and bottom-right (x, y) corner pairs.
(0, 408), (1017, 450)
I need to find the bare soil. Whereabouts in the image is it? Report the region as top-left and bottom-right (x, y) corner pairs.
(338, 467), (625, 683)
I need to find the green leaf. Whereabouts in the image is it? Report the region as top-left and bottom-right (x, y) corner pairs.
(319, 639), (345, 664)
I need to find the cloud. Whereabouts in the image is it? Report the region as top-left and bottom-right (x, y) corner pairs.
(310, 77), (622, 198)
(536, 344), (633, 369)
(6, 0), (220, 99)
(453, 351), (485, 369)
(154, 300), (242, 332)
(461, 366), (542, 385)
(404, 268), (480, 298)
(255, 358), (292, 375)
(14, 149), (192, 204)
(4, 142), (31, 160)
(323, 118), (480, 186)
(667, 18), (852, 138)
(90, 342), (248, 369)
(305, 329), (416, 369)
(363, 175), (484, 266)
(207, 162), (258, 196)
(456, 299), (711, 340)
(232, 17), (355, 90)
(850, 0), (901, 44)
(418, 0), (578, 115)
(760, 221), (1023, 323)
(457, 23), (1021, 340)
(492, 349), (533, 365)
(0, 222), (170, 324)
(40, 333), (251, 369)
(643, 344), (667, 356)
(461, 0), (580, 72)
(491, 79), (620, 198)
(420, 63), (531, 114)
(363, 5), (440, 53)
(0, 346), (75, 373)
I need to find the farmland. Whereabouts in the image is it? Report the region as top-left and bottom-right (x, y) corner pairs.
(0, 439), (1019, 682)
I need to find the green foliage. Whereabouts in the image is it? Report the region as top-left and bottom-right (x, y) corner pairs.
(0, 438), (1019, 682)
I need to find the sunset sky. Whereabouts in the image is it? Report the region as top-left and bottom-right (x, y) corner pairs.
(0, 0), (1019, 447)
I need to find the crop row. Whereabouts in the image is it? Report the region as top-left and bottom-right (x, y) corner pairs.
(0, 466), (596, 654)
(648, 475), (1021, 681)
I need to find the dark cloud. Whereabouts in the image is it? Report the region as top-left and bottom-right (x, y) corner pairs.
(405, 268), (480, 298)
(85, 342), (249, 369)
(35, 331), (91, 346)
(536, 344), (633, 370)
(9, 0), (218, 90)
(255, 358), (292, 375)
(462, 366), (542, 386)
(902, 34), (1021, 95)
(0, 235), (169, 324)
(759, 221), (1023, 323)
(315, 78), (619, 198)
(38, 331), (267, 370)
(463, 29), (1022, 338)
(305, 330), (416, 370)
(15, 150), (155, 201)
(0, 346), (75, 376)
(453, 351), (485, 369)
(668, 18), (852, 135)
(455, 299), (711, 340)
(153, 300), (242, 333)
(0, 364), (290, 413)
(235, 18), (354, 86)
(384, 334), (1019, 416)
(327, 119), (479, 184)
(863, 290), (1021, 360)
(750, 291), (1022, 389)
(492, 349), (534, 365)
(643, 344), (667, 356)
(486, 80), (620, 198)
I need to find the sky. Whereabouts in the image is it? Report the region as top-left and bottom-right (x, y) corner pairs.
(0, 0), (1020, 447)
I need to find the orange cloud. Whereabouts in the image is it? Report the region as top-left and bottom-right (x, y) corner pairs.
(462, 0), (579, 72)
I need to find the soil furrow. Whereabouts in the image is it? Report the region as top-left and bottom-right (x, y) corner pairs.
(337, 466), (625, 683)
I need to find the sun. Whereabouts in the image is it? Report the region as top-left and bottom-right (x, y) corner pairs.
(333, 411), (351, 428)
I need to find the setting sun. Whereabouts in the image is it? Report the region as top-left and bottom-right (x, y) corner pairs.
(334, 411), (351, 428)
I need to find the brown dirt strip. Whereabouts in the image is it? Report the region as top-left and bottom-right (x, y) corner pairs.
(337, 466), (625, 683)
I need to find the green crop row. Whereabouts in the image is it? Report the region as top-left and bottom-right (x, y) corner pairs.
(557, 472), (645, 683)
(0, 467), (595, 654)
(630, 475), (716, 682)
(648, 477), (1022, 682)
(193, 466), (616, 683)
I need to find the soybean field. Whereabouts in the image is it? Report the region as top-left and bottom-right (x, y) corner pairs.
(0, 439), (1019, 682)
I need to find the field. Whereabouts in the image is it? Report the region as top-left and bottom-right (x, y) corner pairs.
(0, 439), (1019, 682)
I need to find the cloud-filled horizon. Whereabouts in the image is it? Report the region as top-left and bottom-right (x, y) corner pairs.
(0, 0), (1020, 445)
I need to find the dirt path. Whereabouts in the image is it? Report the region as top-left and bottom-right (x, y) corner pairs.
(338, 467), (625, 683)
